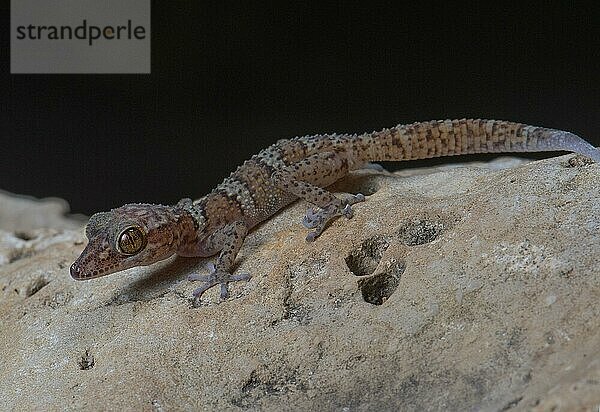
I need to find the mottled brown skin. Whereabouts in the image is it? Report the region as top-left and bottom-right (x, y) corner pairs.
(71, 119), (599, 303)
(70, 202), (198, 279)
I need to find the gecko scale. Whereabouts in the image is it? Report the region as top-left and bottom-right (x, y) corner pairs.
(70, 119), (599, 302)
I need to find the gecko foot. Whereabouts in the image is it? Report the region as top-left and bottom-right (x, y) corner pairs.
(302, 193), (365, 241)
(188, 264), (251, 303)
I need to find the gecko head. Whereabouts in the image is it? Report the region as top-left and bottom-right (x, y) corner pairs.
(70, 203), (194, 280)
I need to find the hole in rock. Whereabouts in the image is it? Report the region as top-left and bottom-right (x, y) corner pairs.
(345, 235), (390, 277)
(358, 261), (405, 305)
(26, 277), (50, 297)
(78, 350), (95, 370)
(397, 219), (444, 246)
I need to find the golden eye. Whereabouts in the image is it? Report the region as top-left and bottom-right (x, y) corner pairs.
(117, 227), (146, 255)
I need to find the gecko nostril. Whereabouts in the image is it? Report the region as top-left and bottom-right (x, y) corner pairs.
(70, 262), (82, 279)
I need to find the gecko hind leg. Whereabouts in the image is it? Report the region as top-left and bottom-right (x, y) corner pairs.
(271, 150), (366, 242)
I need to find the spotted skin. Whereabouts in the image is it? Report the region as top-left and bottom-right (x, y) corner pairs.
(71, 119), (599, 303)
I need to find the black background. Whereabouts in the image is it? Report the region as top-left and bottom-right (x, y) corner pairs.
(2, 3), (599, 215)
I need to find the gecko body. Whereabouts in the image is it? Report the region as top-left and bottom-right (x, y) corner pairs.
(70, 119), (600, 302)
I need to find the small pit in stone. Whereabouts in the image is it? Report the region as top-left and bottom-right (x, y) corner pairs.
(349, 178), (381, 196)
(345, 235), (390, 277)
(14, 231), (36, 241)
(26, 277), (50, 297)
(78, 350), (95, 370)
(397, 219), (444, 246)
(358, 261), (405, 305)
(564, 155), (595, 168)
(331, 173), (383, 197)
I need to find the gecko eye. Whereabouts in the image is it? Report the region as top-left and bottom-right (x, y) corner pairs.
(117, 227), (147, 255)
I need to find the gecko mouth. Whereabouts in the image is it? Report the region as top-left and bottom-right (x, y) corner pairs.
(70, 262), (88, 280)
(69, 261), (103, 280)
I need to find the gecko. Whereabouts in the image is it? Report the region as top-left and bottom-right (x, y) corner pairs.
(70, 119), (600, 303)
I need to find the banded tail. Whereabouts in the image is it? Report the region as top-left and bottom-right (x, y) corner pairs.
(352, 119), (599, 163)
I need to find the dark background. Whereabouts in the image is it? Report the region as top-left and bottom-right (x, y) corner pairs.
(2, 3), (598, 216)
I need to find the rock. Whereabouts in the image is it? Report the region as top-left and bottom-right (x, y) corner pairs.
(0, 189), (86, 232)
(0, 190), (85, 268)
(0, 155), (598, 411)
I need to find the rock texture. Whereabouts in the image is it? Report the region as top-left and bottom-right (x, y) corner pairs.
(0, 156), (599, 411)
(0, 189), (85, 232)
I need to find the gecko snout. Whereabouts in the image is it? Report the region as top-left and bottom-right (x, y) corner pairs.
(70, 262), (84, 280)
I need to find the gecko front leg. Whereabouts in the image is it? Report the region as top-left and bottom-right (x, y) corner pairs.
(187, 220), (251, 303)
(271, 151), (366, 241)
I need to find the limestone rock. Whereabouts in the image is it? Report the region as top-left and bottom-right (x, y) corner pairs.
(0, 189), (85, 232)
(0, 156), (598, 411)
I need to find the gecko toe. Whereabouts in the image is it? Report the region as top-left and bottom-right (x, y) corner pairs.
(302, 208), (322, 228)
(306, 231), (318, 242)
(192, 281), (218, 299)
(190, 269), (251, 303)
(344, 193), (365, 206)
(302, 215), (320, 229)
(188, 273), (213, 282)
(354, 193), (366, 203)
(340, 193), (365, 219)
(306, 207), (317, 218)
(220, 283), (229, 300)
(341, 204), (354, 219)
(229, 273), (252, 282)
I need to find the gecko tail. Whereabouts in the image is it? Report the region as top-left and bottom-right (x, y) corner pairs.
(543, 130), (600, 162)
(354, 120), (600, 164)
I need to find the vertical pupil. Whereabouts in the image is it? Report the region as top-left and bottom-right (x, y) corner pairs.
(121, 228), (142, 253)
